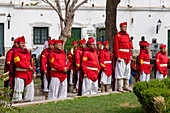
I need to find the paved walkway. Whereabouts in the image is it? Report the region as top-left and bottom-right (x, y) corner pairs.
(34, 92), (77, 101)
(12, 83), (132, 108)
(13, 91), (121, 107)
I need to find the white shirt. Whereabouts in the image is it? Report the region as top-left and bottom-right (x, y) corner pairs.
(43, 41), (48, 49)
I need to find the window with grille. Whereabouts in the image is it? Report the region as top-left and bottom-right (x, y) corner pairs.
(96, 28), (106, 43)
(168, 30), (170, 56)
(33, 27), (49, 44)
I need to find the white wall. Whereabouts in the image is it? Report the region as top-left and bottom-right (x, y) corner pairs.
(5, 7), (60, 49)
(1, 0), (170, 7)
(119, 0), (170, 7)
(0, 0), (106, 7)
(117, 9), (170, 49)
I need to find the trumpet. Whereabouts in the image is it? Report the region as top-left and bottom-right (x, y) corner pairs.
(0, 71), (10, 82)
(0, 71), (9, 78)
(4, 76), (9, 82)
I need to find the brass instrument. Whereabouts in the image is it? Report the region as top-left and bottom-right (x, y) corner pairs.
(0, 71), (10, 82)
(4, 76), (9, 82)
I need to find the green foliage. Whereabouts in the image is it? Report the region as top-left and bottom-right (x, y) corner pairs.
(0, 78), (4, 87)
(64, 36), (80, 54)
(0, 76), (20, 112)
(25, 2), (40, 6)
(133, 79), (170, 113)
(33, 78), (41, 85)
(0, 87), (20, 113)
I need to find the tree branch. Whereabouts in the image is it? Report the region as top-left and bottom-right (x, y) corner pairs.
(73, 0), (88, 12)
(66, 0), (71, 7)
(42, 0), (48, 3)
(65, 0), (71, 20)
(42, 0), (65, 22)
(55, 0), (64, 30)
(70, 0), (78, 11)
(64, 0), (67, 6)
(60, 20), (64, 31)
(55, 0), (62, 15)
(64, 0), (70, 7)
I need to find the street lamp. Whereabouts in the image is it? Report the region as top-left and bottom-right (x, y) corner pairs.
(156, 19), (162, 34)
(7, 13), (11, 29)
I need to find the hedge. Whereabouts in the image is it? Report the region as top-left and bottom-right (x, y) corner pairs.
(133, 78), (170, 113)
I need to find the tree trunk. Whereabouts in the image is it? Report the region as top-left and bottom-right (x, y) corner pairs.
(59, 13), (75, 45)
(105, 0), (120, 53)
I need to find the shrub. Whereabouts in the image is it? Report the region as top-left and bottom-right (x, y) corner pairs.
(0, 87), (20, 113)
(64, 36), (80, 54)
(133, 79), (170, 113)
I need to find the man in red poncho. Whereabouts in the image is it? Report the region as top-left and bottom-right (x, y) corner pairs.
(48, 40), (71, 99)
(81, 37), (100, 95)
(114, 22), (132, 92)
(155, 44), (168, 79)
(139, 42), (152, 81)
(97, 41), (102, 56)
(139, 36), (147, 51)
(40, 39), (55, 99)
(74, 38), (86, 96)
(67, 41), (78, 92)
(12, 36), (36, 102)
(4, 38), (19, 88)
(99, 41), (112, 92)
(136, 42), (145, 82)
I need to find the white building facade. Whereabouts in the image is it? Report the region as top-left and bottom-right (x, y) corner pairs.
(0, 0), (170, 56)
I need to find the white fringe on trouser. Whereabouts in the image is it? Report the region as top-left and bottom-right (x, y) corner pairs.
(100, 71), (112, 85)
(115, 59), (130, 79)
(43, 74), (49, 92)
(82, 78), (98, 96)
(76, 71), (80, 89)
(12, 77), (34, 102)
(140, 72), (150, 81)
(69, 69), (74, 85)
(48, 77), (67, 100)
(115, 59), (130, 90)
(156, 71), (167, 80)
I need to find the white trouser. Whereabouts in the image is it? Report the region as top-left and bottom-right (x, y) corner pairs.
(100, 71), (112, 85)
(156, 71), (167, 80)
(43, 74), (49, 92)
(76, 71), (80, 89)
(140, 72), (150, 82)
(13, 77), (34, 102)
(82, 78), (98, 96)
(69, 69), (74, 85)
(48, 77), (67, 100)
(115, 59), (131, 79)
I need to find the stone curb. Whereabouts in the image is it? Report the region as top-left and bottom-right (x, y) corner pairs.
(12, 91), (121, 107)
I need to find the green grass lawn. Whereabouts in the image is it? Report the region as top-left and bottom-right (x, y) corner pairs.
(19, 93), (143, 113)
